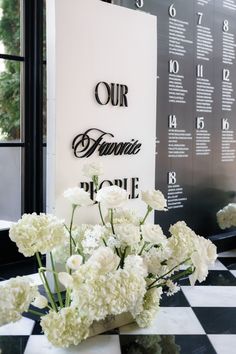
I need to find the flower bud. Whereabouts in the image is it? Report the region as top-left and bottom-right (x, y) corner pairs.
(66, 255), (83, 270)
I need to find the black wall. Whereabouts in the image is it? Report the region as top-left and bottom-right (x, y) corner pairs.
(113, 0), (236, 238)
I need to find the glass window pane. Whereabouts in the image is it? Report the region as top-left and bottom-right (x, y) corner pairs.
(43, 145), (46, 212)
(0, 59), (22, 142)
(43, 63), (46, 140)
(0, 147), (21, 221)
(43, 0), (46, 61)
(0, 0), (22, 56)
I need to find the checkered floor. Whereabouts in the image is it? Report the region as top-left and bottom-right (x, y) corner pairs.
(0, 250), (236, 354)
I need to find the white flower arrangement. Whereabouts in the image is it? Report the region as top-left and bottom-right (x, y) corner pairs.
(217, 203), (236, 229)
(1, 161), (217, 348)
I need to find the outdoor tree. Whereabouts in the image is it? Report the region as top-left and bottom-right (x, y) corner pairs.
(0, 0), (20, 140)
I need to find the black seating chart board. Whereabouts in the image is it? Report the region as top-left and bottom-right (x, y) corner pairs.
(111, 0), (236, 237)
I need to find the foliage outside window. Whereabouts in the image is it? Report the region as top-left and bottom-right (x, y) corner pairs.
(0, 0), (21, 141)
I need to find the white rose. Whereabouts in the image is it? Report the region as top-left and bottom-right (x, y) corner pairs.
(32, 294), (48, 309)
(115, 223), (140, 247)
(141, 224), (167, 244)
(82, 161), (103, 178)
(96, 186), (128, 209)
(63, 187), (92, 207)
(66, 255), (83, 270)
(88, 247), (120, 274)
(141, 189), (167, 211)
(58, 272), (73, 288)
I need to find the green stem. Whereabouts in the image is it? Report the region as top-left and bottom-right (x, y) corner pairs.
(119, 246), (128, 269)
(147, 258), (191, 289)
(98, 202), (106, 226)
(148, 267), (194, 290)
(35, 252), (58, 312)
(140, 206), (152, 225)
(138, 242), (147, 256)
(65, 288), (71, 307)
(169, 267), (193, 283)
(115, 247), (120, 258)
(49, 252), (63, 308)
(64, 224), (76, 247)
(110, 208), (115, 234)
(69, 205), (77, 257)
(28, 308), (45, 317)
(93, 176), (99, 192)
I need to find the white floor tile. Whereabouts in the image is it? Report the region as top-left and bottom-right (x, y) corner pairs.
(119, 307), (205, 335)
(0, 317), (35, 335)
(182, 286), (236, 307)
(230, 270), (236, 278)
(208, 335), (236, 354)
(25, 335), (121, 354)
(208, 259), (227, 270)
(218, 249), (236, 257)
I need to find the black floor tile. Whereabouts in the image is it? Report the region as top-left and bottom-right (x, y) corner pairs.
(193, 307), (236, 334)
(160, 289), (190, 306)
(179, 270), (236, 286)
(0, 336), (29, 354)
(218, 257), (236, 270)
(31, 321), (44, 335)
(119, 335), (216, 354)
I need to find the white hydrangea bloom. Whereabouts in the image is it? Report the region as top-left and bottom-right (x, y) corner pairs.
(217, 203), (236, 229)
(135, 287), (162, 327)
(108, 269), (147, 317)
(71, 271), (111, 321)
(168, 221), (196, 264)
(124, 255), (148, 278)
(168, 221), (217, 285)
(9, 213), (65, 257)
(40, 308), (91, 347)
(96, 186), (128, 209)
(189, 235), (217, 286)
(0, 277), (38, 326)
(82, 161), (103, 178)
(141, 224), (167, 245)
(87, 247), (120, 274)
(141, 189), (167, 211)
(71, 267), (147, 322)
(115, 223), (140, 247)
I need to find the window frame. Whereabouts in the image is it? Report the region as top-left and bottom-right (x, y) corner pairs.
(0, 0), (44, 262)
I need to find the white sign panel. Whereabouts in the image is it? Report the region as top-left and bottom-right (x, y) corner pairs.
(47, 0), (157, 223)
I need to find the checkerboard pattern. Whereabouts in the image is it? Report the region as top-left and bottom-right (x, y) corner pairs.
(0, 250), (236, 354)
